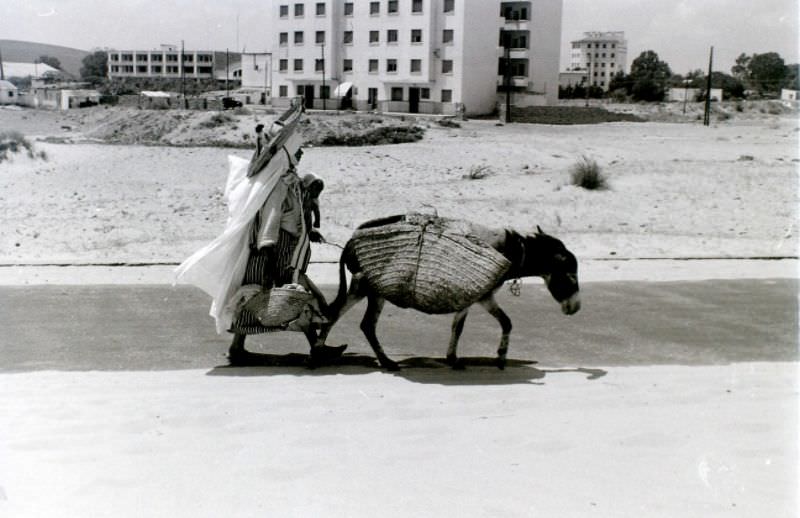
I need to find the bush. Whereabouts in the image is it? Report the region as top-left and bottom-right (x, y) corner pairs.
(462, 164), (493, 180)
(0, 131), (47, 163)
(316, 125), (424, 146)
(197, 112), (236, 129)
(570, 156), (608, 190)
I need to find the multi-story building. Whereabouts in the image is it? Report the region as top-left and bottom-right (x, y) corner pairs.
(107, 44), (216, 80)
(269, 0), (562, 115)
(564, 31), (627, 91)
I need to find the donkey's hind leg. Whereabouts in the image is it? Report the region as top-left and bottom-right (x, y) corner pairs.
(478, 295), (513, 370)
(445, 308), (470, 370)
(361, 295), (399, 371)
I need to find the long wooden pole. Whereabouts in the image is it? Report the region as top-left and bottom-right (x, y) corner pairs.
(703, 46), (714, 126)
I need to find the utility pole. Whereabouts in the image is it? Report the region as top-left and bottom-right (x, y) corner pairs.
(683, 76), (690, 114)
(226, 48), (230, 96)
(503, 31), (512, 123)
(181, 40), (186, 108)
(0, 45), (5, 80)
(321, 41), (326, 110)
(703, 46), (714, 126)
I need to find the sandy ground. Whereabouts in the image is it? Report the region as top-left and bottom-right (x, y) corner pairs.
(0, 104), (797, 517)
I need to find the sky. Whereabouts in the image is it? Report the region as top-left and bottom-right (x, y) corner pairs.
(0, 0), (797, 75)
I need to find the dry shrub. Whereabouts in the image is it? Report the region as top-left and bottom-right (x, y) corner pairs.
(0, 131), (47, 163)
(570, 156), (608, 190)
(462, 164), (493, 180)
(316, 125), (424, 146)
(197, 112), (236, 129)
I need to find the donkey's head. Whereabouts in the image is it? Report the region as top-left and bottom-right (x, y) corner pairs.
(524, 227), (581, 315)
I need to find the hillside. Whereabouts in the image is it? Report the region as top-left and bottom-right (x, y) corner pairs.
(0, 39), (88, 78)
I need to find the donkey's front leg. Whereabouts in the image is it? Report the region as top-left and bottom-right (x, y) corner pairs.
(478, 295), (512, 370)
(445, 307), (470, 370)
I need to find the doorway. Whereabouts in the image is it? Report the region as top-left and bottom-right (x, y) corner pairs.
(303, 85), (315, 109)
(408, 87), (420, 113)
(367, 88), (378, 110)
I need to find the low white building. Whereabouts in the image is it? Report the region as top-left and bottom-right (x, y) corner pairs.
(780, 89), (798, 101)
(0, 79), (18, 105)
(668, 87), (722, 102)
(1, 61), (60, 79)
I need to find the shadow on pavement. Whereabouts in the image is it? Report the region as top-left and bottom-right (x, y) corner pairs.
(206, 352), (607, 386)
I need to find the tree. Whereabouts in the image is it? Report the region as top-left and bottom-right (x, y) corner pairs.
(783, 64), (800, 91)
(38, 55), (61, 70)
(628, 50), (672, 101)
(80, 51), (108, 86)
(747, 52), (785, 94)
(731, 53), (751, 83)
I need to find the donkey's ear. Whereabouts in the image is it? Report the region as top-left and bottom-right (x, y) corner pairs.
(536, 225), (546, 235)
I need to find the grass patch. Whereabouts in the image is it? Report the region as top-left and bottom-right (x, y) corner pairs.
(570, 156), (608, 190)
(462, 164), (493, 180)
(197, 112), (236, 129)
(0, 131), (47, 163)
(315, 125), (425, 146)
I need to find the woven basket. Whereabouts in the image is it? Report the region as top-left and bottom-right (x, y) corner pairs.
(350, 215), (511, 314)
(243, 284), (314, 327)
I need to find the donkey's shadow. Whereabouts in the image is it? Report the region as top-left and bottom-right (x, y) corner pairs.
(206, 352), (606, 386)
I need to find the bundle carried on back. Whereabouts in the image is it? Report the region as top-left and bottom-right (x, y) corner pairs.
(349, 213), (511, 314)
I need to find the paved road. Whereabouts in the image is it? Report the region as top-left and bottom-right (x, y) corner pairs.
(1, 279), (796, 372)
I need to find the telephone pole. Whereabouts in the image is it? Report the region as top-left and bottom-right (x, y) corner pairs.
(180, 40), (186, 108)
(503, 31), (512, 123)
(703, 46), (714, 126)
(321, 41), (326, 110)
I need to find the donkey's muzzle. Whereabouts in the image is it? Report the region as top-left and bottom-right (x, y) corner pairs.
(561, 293), (581, 315)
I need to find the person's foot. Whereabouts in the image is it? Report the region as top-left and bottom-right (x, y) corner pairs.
(227, 346), (259, 366)
(311, 344), (347, 359)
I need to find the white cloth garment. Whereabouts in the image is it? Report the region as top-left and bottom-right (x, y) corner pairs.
(174, 132), (303, 334)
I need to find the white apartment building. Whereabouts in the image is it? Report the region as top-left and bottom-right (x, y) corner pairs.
(566, 31), (627, 91)
(269, 0), (562, 115)
(107, 45), (216, 80)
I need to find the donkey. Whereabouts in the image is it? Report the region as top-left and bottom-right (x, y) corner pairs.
(315, 215), (581, 371)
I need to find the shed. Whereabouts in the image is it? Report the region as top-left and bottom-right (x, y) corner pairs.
(0, 80), (18, 105)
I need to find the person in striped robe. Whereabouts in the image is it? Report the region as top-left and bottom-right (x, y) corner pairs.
(227, 145), (346, 366)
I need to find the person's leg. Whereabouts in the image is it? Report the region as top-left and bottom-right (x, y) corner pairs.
(227, 333), (255, 365)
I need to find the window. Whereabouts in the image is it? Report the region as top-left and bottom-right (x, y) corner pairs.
(388, 0), (398, 14)
(387, 59), (397, 72)
(442, 29), (453, 44)
(442, 60), (453, 74)
(370, 30), (380, 44)
(279, 85), (288, 97)
(410, 59), (421, 73)
(343, 31), (353, 44)
(294, 3), (304, 16)
(343, 59), (353, 72)
(411, 29), (422, 43)
(368, 59), (379, 73)
(602, 43), (607, 48)
(344, 2), (353, 15)
(137, 65), (147, 73)
(441, 89), (452, 102)
(280, 32), (288, 46)
(294, 59), (303, 71)
(443, 0), (454, 13)
(136, 54), (148, 61)
(611, 44), (616, 49)
(370, 1), (379, 14)
(420, 88), (430, 99)
(316, 2), (325, 15)
(183, 54), (194, 62)
(391, 87), (403, 101)
(151, 54), (162, 62)
(280, 4), (289, 17)
(316, 31), (325, 44)
(387, 29), (398, 43)
(412, 0), (423, 12)
(279, 59), (288, 71)
(295, 31), (304, 45)
(611, 53), (615, 58)
(152, 65), (162, 73)
(314, 59), (323, 72)
(321, 85), (330, 99)
(183, 66), (194, 74)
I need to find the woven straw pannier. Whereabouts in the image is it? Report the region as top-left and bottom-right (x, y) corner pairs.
(243, 284), (314, 327)
(350, 215), (511, 314)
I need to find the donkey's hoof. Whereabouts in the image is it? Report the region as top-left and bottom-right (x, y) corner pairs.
(445, 356), (466, 370)
(381, 359), (401, 371)
(496, 357), (507, 370)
